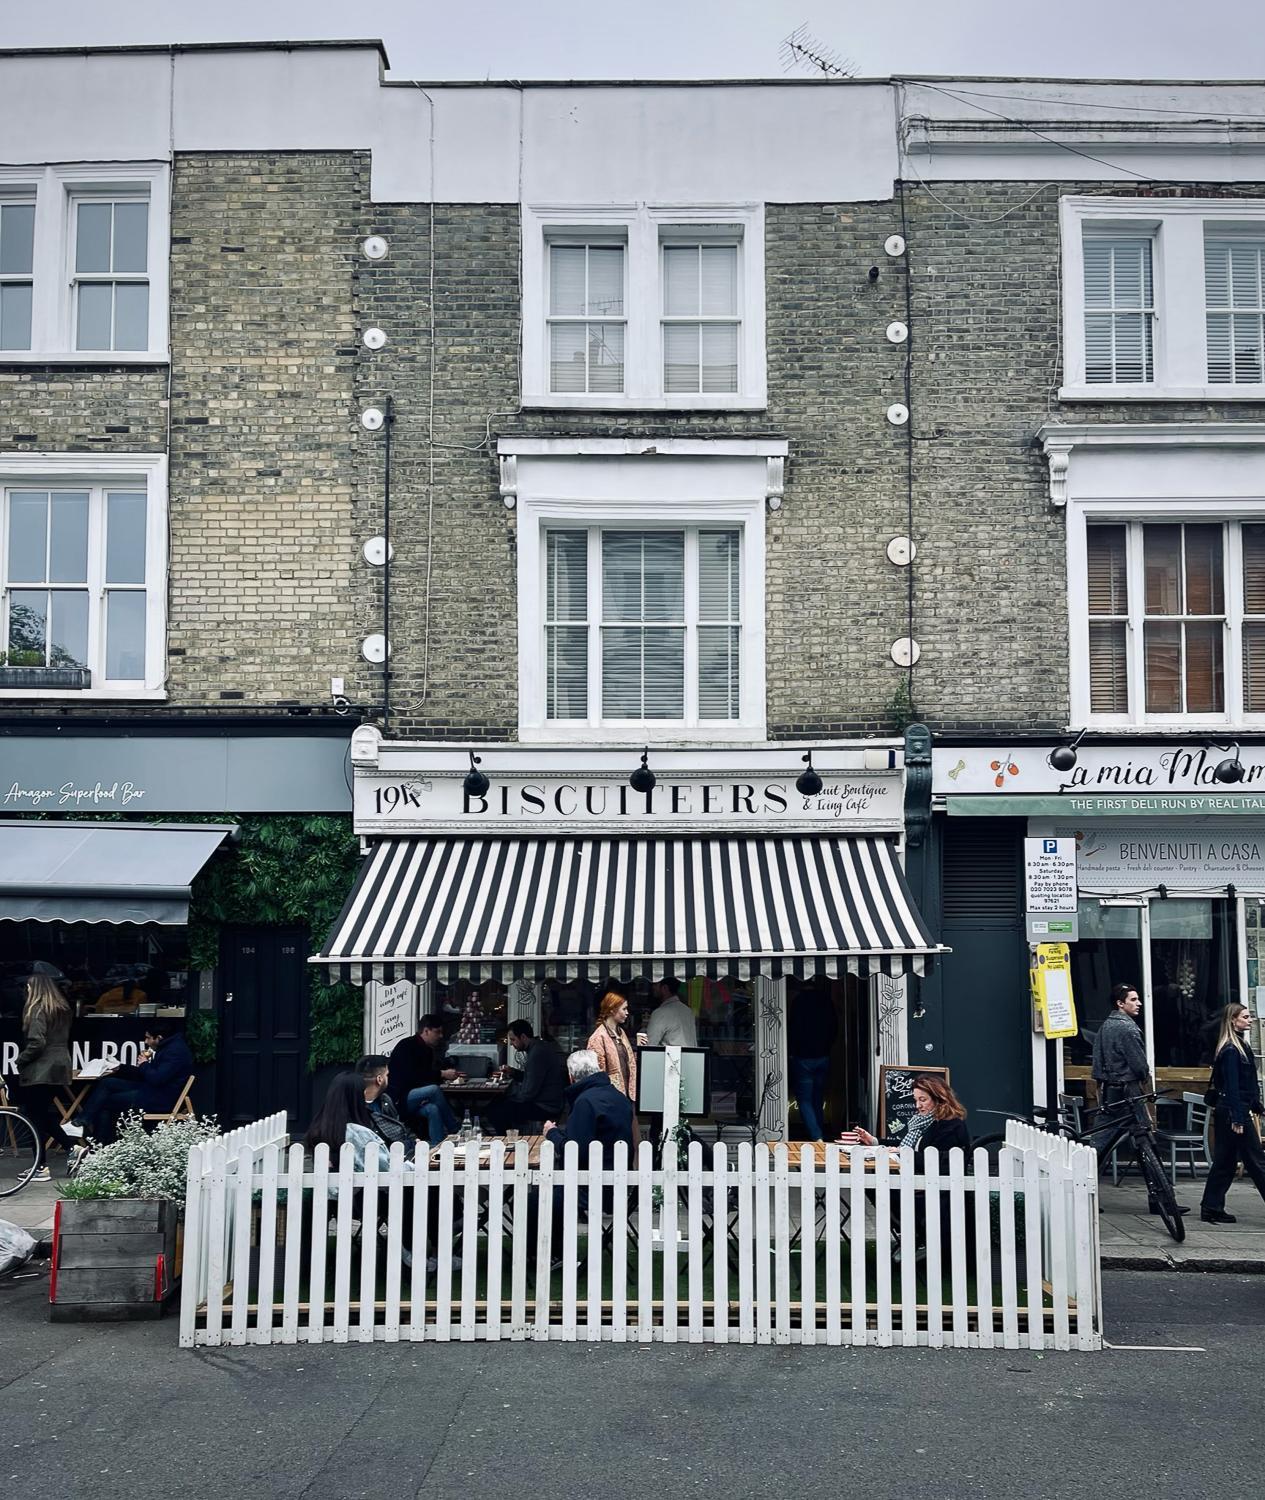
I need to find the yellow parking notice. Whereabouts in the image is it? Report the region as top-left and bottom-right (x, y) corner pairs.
(1030, 942), (1078, 1040)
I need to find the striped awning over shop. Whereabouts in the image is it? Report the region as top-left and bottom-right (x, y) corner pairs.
(312, 834), (944, 984)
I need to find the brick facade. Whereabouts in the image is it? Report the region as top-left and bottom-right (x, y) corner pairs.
(356, 201), (922, 741)
(904, 179), (1265, 737)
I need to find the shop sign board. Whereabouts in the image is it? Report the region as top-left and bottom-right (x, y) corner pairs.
(1050, 823), (1265, 895)
(935, 742), (1265, 808)
(353, 769), (904, 834)
(1030, 942), (1078, 1040)
(365, 979), (416, 1054)
(1024, 836), (1078, 913)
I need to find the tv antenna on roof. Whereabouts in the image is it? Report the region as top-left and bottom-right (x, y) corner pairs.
(780, 25), (858, 78)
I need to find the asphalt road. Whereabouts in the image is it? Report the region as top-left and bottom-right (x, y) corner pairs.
(1, 1266), (1258, 1499)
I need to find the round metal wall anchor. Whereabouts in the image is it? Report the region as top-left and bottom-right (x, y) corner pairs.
(884, 234), (907, 257)
(886, 402), (909, 425)
(362, 536), (394, 566)
(362, 327), (388, 350)
(361, 235), (389, 261)
(360, 407), (385, 431)
(890, 637), (921, 667)
(886, 321), (908, 344)
(886, 536), (917, 567)
(361, 633), (389, 664)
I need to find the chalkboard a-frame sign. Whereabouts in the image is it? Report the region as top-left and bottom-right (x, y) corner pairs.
(878, 1064), (951, 1139)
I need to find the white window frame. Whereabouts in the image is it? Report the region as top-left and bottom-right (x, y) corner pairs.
(506, 438), (779, 743)
(0, 163), (169, 363)
(1061, 196), (1265, 401)
(521, 203), (766, 410)
(1069, 497), (1265, 729)
(0, 452), (167, 699)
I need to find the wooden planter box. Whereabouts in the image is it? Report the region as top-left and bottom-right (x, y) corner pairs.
(50, 1198), (179, 1322)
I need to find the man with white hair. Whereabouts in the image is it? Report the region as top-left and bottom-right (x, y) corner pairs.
(541, 1046), (634, 1167)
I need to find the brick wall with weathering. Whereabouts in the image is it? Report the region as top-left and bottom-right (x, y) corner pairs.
(354, 200), (923, 742)
(167, 151), (371, 710)
(903, 179), (1265, 737)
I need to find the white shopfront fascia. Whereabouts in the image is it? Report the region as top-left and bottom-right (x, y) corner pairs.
(347, 733), (917, 1140)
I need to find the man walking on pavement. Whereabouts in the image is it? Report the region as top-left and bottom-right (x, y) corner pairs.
(1091, 981), (1189, 1217)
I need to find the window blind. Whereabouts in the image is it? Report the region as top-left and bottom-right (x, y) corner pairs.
(1087, 525), (1128, 713)
(545, 530), (588, 719)
(601, 531), (685, 719)
(1084, 237), (1153, 384)
(662, 242), (739, 394)
(697, 529), (741, 719)
(1244, 523), (1265, 712)
(1205, 239), (1265, 384)
(548, 242), (625, 394)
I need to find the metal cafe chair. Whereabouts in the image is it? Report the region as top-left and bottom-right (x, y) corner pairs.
(1156, 1092), (1212, 1181)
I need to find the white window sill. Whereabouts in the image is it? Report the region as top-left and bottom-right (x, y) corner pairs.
(0, 350), (169, 366)
(520, 722), (767, 746)
(521, 392), (767, 412)
(0, 687), (168, 701)
(1060, 384), (1265, 402)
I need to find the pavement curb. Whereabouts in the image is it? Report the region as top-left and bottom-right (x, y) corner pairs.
(1102, 1252), (1265, 1273)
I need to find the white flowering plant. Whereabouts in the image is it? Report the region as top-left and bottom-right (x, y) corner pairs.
(60, 1112), (221, 1207)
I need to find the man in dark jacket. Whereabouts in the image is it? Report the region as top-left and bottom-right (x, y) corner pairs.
(1090, 982), (1189, 1217)
(492, 1021), (567, 1132)
(359, 1054), (421, 1151)
(542, 1049), (634, 1166)
(77, 1022), (195, 1145)
(788, 978), (837, 1141)
(388, 1014), (459, 1146)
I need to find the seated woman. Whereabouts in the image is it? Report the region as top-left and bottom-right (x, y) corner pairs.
(850, 1074), (971, 1263)
(852, 1074), (970, 1163)
(305, 1071), (411, 1173)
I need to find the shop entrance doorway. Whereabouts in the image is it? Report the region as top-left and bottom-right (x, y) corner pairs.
(217, 925), (310, 1129)
(785, 973), (870, 1140)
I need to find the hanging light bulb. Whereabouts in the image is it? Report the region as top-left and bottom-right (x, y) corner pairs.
(795, 750), (823, 797)
(463, 750), (489, 798)
(1213, 746), (1245, 784)
(629, 747), (656, 794)
(1048, 727), (1086, 773)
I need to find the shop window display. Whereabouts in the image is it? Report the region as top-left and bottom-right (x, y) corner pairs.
(540, 971), (756, 1124)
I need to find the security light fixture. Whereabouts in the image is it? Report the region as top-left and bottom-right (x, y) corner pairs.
(463, 751), (490, 799)
(1048, 728), (1087, 774)
(795, 751), (823, 798)
(629, 747), (656, 795)
(1213, 745), (1245, 785)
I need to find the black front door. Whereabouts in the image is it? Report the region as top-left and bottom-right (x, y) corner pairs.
(218, 925), (310, 1129)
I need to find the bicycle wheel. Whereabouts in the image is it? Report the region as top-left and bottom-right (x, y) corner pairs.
(0, 1110), (41, 1198)
(972, 1133), (1009, 1173)
(1137, 1136), (1185, 1243)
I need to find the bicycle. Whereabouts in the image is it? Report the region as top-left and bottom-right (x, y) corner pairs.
(974, 1089), (1187, 1244)
(0, 1106), (42, 1198)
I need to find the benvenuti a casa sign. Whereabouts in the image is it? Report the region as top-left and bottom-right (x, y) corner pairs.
(353, 769), (904, 833)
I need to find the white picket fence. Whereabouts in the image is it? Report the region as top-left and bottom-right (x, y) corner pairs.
(179, 1119), (1101, 1351)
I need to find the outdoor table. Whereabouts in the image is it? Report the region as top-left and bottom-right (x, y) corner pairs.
(441, 1079), (512, 1103)
(55, 1072), (102, 1129)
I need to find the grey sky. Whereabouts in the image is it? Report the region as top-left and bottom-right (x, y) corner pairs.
(3, 0), (1263, 80)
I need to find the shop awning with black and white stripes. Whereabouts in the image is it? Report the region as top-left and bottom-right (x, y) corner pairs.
(312, 833), (945, 984)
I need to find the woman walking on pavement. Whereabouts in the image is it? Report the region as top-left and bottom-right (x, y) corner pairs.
(1200, 1002), (1265, 1224)
(17, 970), (75, 1181)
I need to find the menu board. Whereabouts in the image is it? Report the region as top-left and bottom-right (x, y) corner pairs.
(878, 1063), (951, 1139)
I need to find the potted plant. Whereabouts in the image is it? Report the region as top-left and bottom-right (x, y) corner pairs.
(51, 1112), (219, 1321)
(0, 638), (91, 689)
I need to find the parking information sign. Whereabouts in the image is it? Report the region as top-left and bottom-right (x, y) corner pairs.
(1024, 836), (1078, 914)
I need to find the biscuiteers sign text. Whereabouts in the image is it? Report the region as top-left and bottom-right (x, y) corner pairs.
(354, 771), (902, 833)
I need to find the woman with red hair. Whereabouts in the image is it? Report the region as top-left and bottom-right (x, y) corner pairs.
(587, 991), (640, 1103)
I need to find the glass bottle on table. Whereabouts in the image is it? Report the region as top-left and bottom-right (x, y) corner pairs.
(460, 1108), (473, 1142)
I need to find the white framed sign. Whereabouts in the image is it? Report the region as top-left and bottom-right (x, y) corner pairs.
(1024, 836), (1078, 913)
(353, 769), (904, 835)
(365, 979), (416, 1054)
